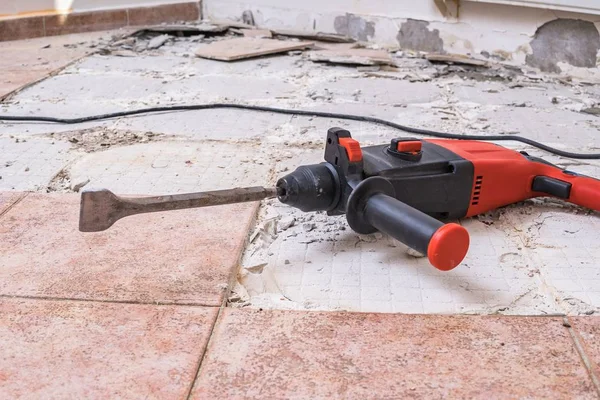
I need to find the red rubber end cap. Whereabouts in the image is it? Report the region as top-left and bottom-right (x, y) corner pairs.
(427, 223), (470, 271)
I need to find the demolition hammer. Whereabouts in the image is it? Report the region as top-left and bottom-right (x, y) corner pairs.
(78, 127), (600, 271)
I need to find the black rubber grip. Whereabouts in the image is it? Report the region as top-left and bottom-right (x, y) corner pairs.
(363, 193), (443, 255)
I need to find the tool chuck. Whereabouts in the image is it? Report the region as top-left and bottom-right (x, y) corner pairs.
(276, 163), (339, 212)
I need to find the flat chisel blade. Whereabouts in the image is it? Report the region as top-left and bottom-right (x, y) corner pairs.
(79, 186), (277, 232)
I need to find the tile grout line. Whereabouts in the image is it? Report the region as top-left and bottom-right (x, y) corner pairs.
(563, 316), (600, 396)
(0, 191), (30, 218)
(222, 200), (263, 305)
(0, 294), (221, 308)
(184, 302), (226, 400)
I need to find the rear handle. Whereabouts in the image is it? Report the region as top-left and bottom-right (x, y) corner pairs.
(533, 166), (600, 211)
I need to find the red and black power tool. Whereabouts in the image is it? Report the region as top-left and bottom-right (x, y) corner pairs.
(272, 128), (600, 270)
(79, 127), (600, 271)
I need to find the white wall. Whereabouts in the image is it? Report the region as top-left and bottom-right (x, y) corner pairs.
(0, 0), (189, 16)
(204, 0), (600, 68)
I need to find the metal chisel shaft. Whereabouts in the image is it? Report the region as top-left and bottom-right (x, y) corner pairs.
(79, 186), (277, 232)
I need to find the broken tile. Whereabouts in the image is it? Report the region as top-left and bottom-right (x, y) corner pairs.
(426, 53), (490, 67)
(0, 31), (103, 98)
(306, 48), (394, 66)
(0, 298), (216, 398)
(238, 29), (273, 39)
(192, 310), (595, 399)
(0, 193), (257, 305)
(194, 37), (314, 61)
(271, 29), (354, 43)
(131, 23), (229, 36)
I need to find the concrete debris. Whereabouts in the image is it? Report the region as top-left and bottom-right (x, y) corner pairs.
(357, 66), (381, 72)
(550, 96), (600, 114)
(312, 42), (361, 51)
(303, 222), (316, 232)
(279, 216), (296, 230)
(306, 48), (394, 66)
(582, 107), (600, 116)
(52, 128), (161, 152)
(232, 28), (272, 38)
(245, 263), (267, 274)
(426, 53), (490, 67)
(46, 169), (71, 193)
(71, 178), (90, 193)
(406, 247), (425, 258)
(131, 24), (229, 37)
(559, 296), (598, 315)
(228, 281), (251, 307)
(195, 37), (314, 61)
(110, 50), (137, 57)
(477, 210), (504, 226)
(272, 29), (354, 43)
(147, 34), (171, 50)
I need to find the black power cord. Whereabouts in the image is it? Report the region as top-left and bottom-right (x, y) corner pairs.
(1, 102), (598, 159)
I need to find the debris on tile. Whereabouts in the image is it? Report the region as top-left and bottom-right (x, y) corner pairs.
(312, 41), (361, 51)
(195, 37), (314, 61)
(232, 28), (273, 38)
(559, 296), (598, 316)
(245, 263), (267, 274)
(111, 37), (136, 48)
(306, 48), (394, 66)
(550, 96), (599, 114)
(110, 50), (138, 57)
(147, 34), (171, 50)
(228, 281), (251, 307)
(71, 178), (90, 193)
(477, 210), (504, 226)
(581, 107), (600, 116)
(303, 222), (316, 232)
(131, 23), (229, 37)
(279, 216), (296, 230)
(53, 128), (160, 152)
(406, 248), (425, 258)
(46, 169), (71, 193)
(271, 29), (354, 43)
(357, 65), (381, 72)
(426, 53), (490, 67)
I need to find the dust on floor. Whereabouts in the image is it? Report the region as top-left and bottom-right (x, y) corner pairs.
(1, 24), (600, 315)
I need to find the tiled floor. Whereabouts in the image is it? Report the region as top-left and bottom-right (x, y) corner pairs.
(2, 29), (600, 397)
(2, 35), (598, 315)
(0, 193), (257, 305)
(0, 31), (113, 99)
(1, 191), (600, 398)
(192, 309), (599, 399)
(0, 298), (217, 399)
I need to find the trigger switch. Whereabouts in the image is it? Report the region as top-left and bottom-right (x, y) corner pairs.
(532, 176), (571, 199)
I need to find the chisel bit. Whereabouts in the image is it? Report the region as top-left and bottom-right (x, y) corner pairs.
(79, 186), (277, 232)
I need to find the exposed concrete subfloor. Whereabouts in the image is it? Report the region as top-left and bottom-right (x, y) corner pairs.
(1, 31), (600, 397)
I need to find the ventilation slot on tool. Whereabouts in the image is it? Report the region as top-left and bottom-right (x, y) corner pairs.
(471, 176), (483, 206)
